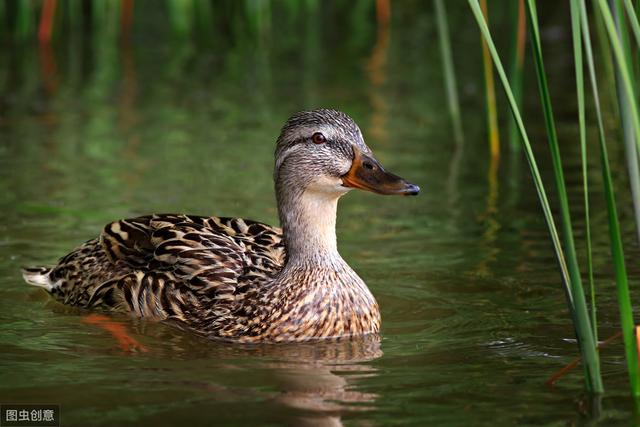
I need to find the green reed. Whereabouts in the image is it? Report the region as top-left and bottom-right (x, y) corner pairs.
(593, 0), (640, 398)
(469, 0), (604, 393)
(569, 0), (596, 346)
(597, 0), (640, 154)
(470, 0), (640, 398)
(14, 0), (34, 40)
(435, 0), (464, 146)
(623, 0), (640, 46)
(508, 0), (525, 149)
(612, 0), (640, 246)
(527, 0), (603, 394)
(467, 0), (576, 349)
(478, 0), (500, 160)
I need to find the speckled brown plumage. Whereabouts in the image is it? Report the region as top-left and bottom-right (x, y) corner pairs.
(23, 213), (379, 342)
(23, 109), (419, 343)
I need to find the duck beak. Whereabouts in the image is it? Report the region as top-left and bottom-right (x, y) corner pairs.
(341, 147), (420, 196)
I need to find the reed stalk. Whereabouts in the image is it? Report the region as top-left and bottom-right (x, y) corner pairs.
(435, 0), (464, 146)
(623, 0), (640, 48)
(194, 0), (214, 42)
(120, 0), (134, 39)
(468, 0), (606, 394)
(470, 0), (574, 283)
(508, 0), (525, 149)
(612, 0), (640, 246)
(596, 0), (640, 155)
(38, 0), (57, 43)
(167, 0), (194, 38)
(14, 0), (33, 40)
(593, 1), (620, 115)
(591, 0), (640, 398)
(525, 0), (603, 394)
(479, 0), (500, 160)
(569, 0), (597, 345)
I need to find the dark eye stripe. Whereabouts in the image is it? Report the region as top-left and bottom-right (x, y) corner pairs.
(276, 135), (353, 158)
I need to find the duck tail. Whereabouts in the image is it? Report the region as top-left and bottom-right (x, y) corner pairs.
(22, 266), (55, 291)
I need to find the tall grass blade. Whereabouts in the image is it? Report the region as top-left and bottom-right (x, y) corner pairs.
(14, 0), (33, 40)
(570, 0), (597, 344)
(508, 0), (526, 149)
(167, 0), (194, 38)
(120, 0), (134, 40)
(593, 1), (620, 115)
(194, 0), (214, 42)
(590, 0), (640, 399)
(525, 0), (602, 394)
(479, 0), (500, 160)
(465, 1), (600, 390)
(612, 0), (640, 246)
(434, 0), (464, 146)
(38, 0), (57, 43)
(596, 0), (640, 156)
(623, 0), (640, 47)
(467, 0), (572, 293)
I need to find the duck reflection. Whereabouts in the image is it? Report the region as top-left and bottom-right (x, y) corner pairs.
(75, 312), (382, 427)
(152, 324), (381, 427)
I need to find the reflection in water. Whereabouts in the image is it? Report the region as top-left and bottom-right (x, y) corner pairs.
(120, 0), (135, 40)
(479, 0), (500, 161)
(83, 315), (382, 427)
(38, 40), (58, 95)
(474, 153), (500, 277)
(475, 0), (502, 279)
(446, 142), (464, 209)
(38, 301), (383, 425)
(268, 338), (380, 427)
(366, 0), (390, 143)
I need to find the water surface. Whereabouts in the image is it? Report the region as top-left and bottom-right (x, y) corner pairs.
(1, 2), (639, 426)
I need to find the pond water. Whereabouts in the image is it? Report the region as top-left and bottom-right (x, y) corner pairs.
(1, 2), (640, 426)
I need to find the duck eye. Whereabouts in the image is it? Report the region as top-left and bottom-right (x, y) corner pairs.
(311, 132), (326, 144)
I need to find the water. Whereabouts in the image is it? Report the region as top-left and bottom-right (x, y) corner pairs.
(1, 2), (640, 426)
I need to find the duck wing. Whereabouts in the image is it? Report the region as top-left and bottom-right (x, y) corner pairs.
(100, 214), (285, 297)
(81, 214), (285, 333)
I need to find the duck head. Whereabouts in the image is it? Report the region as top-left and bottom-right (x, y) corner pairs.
(274, 109), (420, 198)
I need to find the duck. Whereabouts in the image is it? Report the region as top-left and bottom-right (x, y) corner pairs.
(22, 109), (419, 343)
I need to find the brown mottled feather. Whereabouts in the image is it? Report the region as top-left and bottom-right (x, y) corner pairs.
(26, 214), (379, 342)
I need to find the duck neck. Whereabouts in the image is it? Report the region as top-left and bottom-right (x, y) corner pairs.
(276, 186), (344, 266)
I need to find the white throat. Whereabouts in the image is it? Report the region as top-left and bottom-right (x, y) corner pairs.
(277, 182), (349, 265)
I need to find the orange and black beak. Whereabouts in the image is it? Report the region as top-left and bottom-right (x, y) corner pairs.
(341, 147), (420, 196)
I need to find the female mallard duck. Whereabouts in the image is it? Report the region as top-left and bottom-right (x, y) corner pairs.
(23, 109), (419, 342)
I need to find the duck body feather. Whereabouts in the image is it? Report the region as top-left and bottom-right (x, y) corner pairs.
(23, 213), (380, 342)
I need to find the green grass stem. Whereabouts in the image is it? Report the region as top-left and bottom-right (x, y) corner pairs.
(467, 0), (603, 392)
(593, 1), (620, 116)
(508, 0), (525, 149)
(15, 0), (33, 40)
(435, 0), (464, 146)
(590, 0), (640, 399)
(612, 0), (640, 246)
(596, 0), (640, 157)
(167, 0), (194, 38)
(479, 0), (500, 160)
(467, 0), (572, 291)
(569, 0), (597, 345)
(623, 0), (640, 48)
(525, 0), (602, 394)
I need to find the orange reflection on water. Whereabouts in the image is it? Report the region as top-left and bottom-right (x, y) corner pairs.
(366, 0), (391, 143)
